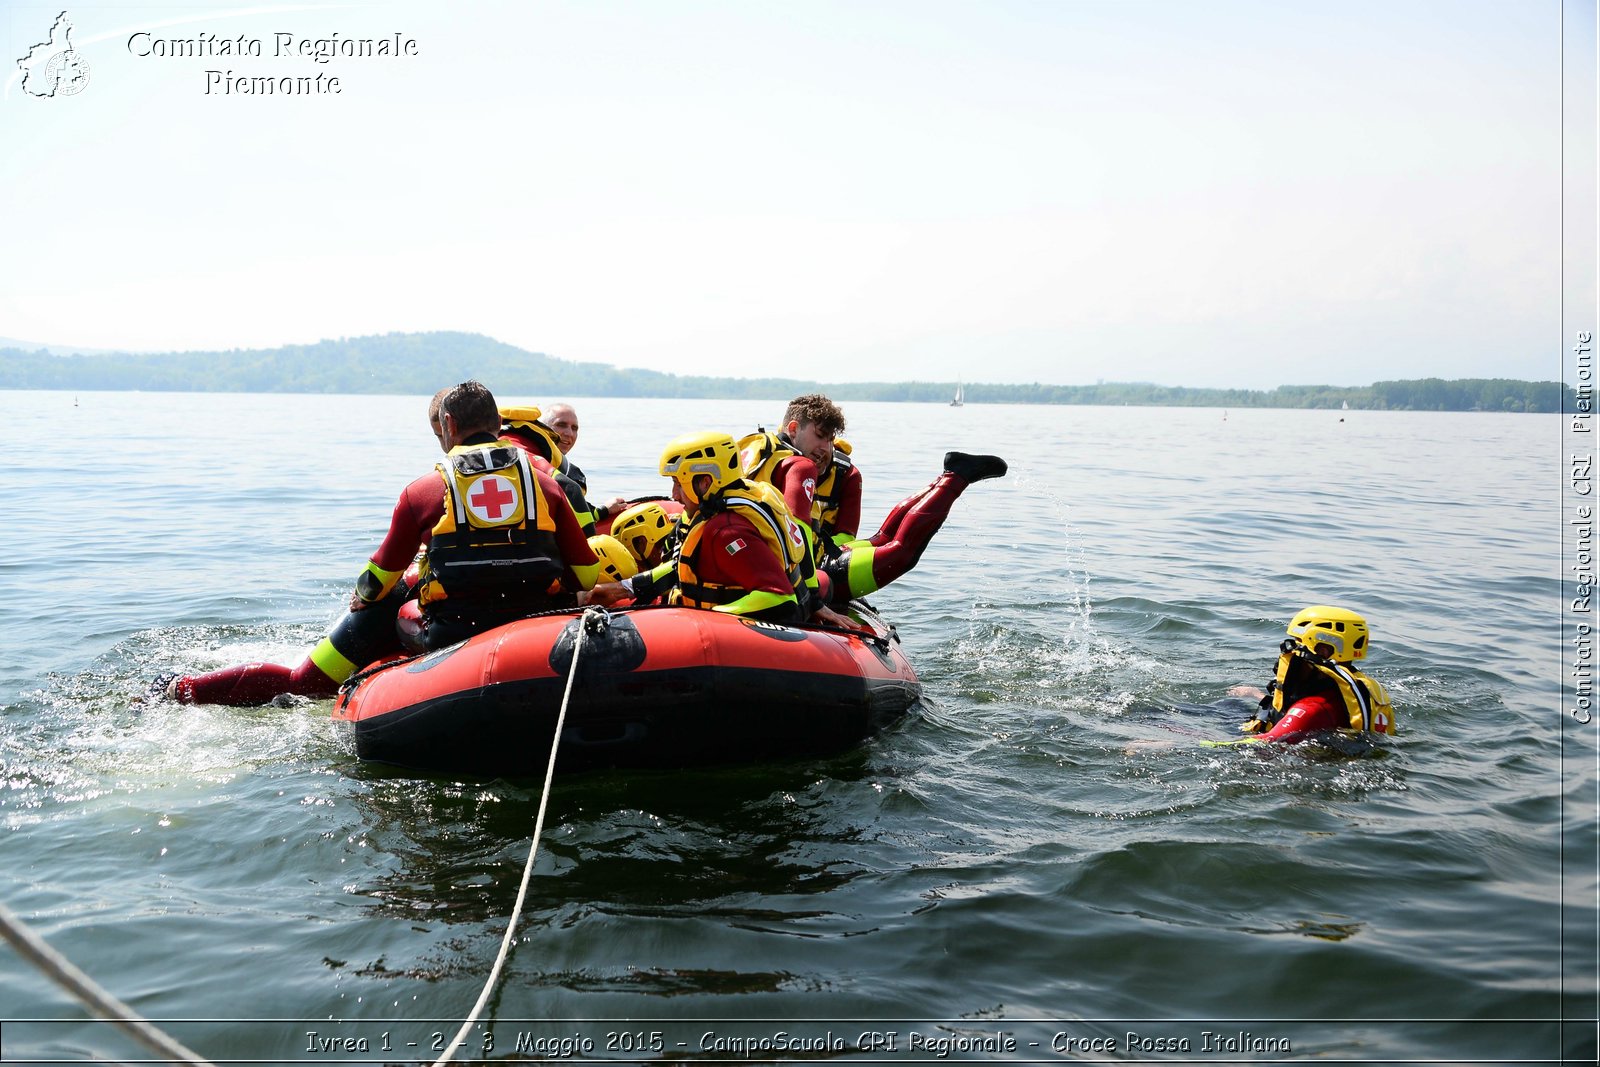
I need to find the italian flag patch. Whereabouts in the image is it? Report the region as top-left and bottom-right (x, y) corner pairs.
(725, 538), (747, 555)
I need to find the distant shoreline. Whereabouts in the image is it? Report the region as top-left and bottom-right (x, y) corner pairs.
(0, 330), (1575, 414)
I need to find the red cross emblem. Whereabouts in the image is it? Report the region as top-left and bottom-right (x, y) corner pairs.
(467, 475), (519, 523)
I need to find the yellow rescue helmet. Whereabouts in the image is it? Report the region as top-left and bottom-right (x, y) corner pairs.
(1286, 605), (1370, 663)
(659, 431), (741, 506)
(610, 500), (675, 563)
(587, 534), (638, 583)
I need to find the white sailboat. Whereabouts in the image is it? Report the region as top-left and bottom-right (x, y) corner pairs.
(950, 382), (965, 407)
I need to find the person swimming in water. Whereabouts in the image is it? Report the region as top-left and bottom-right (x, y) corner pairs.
(1126, 605), (1396, 754)
(1220, 604), (1396, 745)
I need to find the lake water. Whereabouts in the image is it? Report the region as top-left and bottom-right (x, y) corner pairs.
(0, 391), (1594, 1064)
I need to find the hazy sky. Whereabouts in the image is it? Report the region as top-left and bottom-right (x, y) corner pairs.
(2, 0), (1590, 388)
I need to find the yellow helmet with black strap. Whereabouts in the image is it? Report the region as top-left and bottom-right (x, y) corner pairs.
(587, 534), (638, 584)
(1286, 604), (1370, 663)
(660, 431), (742, 506)
(610, 500), (677, 564)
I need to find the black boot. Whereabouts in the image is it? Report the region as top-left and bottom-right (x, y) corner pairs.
(942, 451), (1008, 483)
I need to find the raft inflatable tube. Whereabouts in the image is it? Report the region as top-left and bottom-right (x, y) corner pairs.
(334, 602), (920, 776)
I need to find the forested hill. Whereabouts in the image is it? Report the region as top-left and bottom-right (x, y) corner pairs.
(0, 330), (1573, 412)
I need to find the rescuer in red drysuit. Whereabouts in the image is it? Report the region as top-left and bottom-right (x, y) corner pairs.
(164, 382), (598, 706)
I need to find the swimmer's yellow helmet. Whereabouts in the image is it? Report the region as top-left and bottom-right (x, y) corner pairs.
(1286, 605), (1370, 663)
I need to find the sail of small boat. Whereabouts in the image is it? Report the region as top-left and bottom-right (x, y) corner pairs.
(951, 382), (965, 407)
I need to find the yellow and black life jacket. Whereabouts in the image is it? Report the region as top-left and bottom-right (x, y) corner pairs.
(1261, 643), (1397, 735)
(737, 429), (854, 539)
(673, 479), (811, 614)
(498, 406), (597, 533)
(810, 440), (853, 538)
(737, 429), (794, 485)
(418, 441), (562, 612)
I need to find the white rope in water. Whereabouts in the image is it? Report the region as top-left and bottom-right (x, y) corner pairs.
(0, 899), (217, 1067)
(1, 609), (600, 1067)
(430, 608), (597, 1066)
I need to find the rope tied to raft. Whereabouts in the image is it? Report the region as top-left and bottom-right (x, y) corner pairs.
(430, 605), (608, 1066)
(0, 607), (616, 1067)
(0, 900), (217, 1066)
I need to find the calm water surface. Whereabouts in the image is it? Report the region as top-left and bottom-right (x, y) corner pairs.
(0, 392), (1593, 1064)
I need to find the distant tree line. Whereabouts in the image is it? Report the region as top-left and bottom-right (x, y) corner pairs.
(0, 331), (1575, 413)
(947, 377), (1572, 412)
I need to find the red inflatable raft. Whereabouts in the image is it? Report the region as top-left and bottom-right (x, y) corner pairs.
(333, 602), (920, 776)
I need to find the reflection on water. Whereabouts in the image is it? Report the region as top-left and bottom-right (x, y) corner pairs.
(345, 760), (886, 928)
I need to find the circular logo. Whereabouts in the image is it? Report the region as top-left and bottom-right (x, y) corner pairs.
(465, 473), (522, 525)
(43, 50), (90, 96)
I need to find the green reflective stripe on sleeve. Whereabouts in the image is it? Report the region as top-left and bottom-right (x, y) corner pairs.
(629, 561), (678, 602)
(832, 531), (858, 549)
(308, 637), (360, 684)
(845, 544), (880, 598)
(570, 561), (601, 590)
(356, 561), (402, 603)
(712, 589), (797, 616)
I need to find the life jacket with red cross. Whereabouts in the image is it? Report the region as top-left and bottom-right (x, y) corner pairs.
(417, 441), (562, 614)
